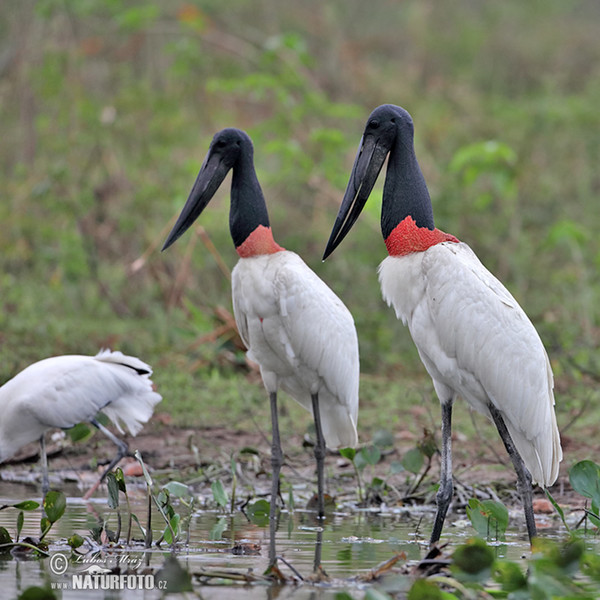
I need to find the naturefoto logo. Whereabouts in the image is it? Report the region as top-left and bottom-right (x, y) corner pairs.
(49, 552), (167, 591)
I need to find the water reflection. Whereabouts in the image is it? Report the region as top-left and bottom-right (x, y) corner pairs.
(0, 483), (578, 599)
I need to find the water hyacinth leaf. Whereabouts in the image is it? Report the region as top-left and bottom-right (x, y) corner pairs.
(0, 526), (12, 545)
(115, 468), (127, 493)
(407, 579), (443, 600)
(43, 491), (66, 523)
(466, 498), (508, 539)
(16, 511), (24, 541)
(164, 481), (193, 500)
(569, 460), (600, 507)
(209, 517), (228, 540)
(451, 538), (495, 582)
(494, 560), (527, 592)
(163, 513), (181, 545)
(339, 447), (356, 461)
(248, 499), (270, 527)
(401, 448), (424, 474)
(11, 501), (40, 511)
(67, 423), (93, 444)
(372, 429), (395, 449)
(15, 585), (58, 599)
(334, 592), (355, 600)
(134, 450), (153, 487)
(131, 514), (146, 537)
(361, 445), (381, 466)
(544, 488), (570, 532)
(68, 533), (84, 549)
(106, 473), (120, 509)
(581, 552), (600, 583)
(211, 480), (228, 509)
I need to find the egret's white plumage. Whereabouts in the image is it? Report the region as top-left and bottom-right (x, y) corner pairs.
(0, 349), (161, 464)
(378, 242), (561, 485)
(232, 251), (359, 449)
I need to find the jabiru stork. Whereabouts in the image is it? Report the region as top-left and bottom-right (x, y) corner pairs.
(0, 349), (162, 497)
(162, 128), (359, 563)
(323, 104), (561, 545)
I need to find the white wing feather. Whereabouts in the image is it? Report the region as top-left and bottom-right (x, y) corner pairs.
(232, 251), (359, 449)
(0, 350), (161, 461)
(379, 242), (561, 486)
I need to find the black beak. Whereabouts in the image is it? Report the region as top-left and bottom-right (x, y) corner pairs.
(323, 134), (389, 260)
(162, 150), (231, 251)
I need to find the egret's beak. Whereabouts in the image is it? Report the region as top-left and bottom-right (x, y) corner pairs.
(323, 134), (389, 260)
(162, 150), (231, 251)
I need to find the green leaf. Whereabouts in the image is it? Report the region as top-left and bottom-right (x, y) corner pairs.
(163, 481), (192, 500)
(12, 501), (40, 511)
(209, 517), (228, 540)
(17, 586), (58, 600)
(43, 491), (66, 524)
(67, 534), (84, 549)
(360, 445), (381, 466)
(16, 511), (24, 541)
(569, 460), (600, 507)
(408, 578), (443, 600)
(67, 423), (93, 444)
(544, 488), (570, 532)
(248, 499), (270, 527)
(494, 560), (527, 592)
(466, 498), (508, 539)
(339, 447), (356, 461)
(162, 513), (180, 545)
(211, 480), (228, 509)
(451, 538), (495, 582)
(106, 473), (120, 509)
(131, 514), (146, 537)
(115, 468), (127, 493)
(372, 429), (395, 449)
(134, 450), (153, 487)
(0, 526), (12, 545)
(401, 448), (424, 474)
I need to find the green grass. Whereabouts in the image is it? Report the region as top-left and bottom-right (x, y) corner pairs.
(1, 0), (599, 463)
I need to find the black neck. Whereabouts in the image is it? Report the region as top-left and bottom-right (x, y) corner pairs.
(381, 137), (435, 239)
(229, 151), (271, 248)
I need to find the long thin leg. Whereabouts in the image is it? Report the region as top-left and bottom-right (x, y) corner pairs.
(39, 435), (49, 499)
(430, 400), (454, 546)
(313, 527), (323, 573)
(488, 403), (537, 542)
(268, 391), (284, 568)
(82, 419), (130, 500)
(311, 393), (326, 520)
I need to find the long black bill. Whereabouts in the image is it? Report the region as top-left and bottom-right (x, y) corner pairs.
(162, 151), (231, 251)
(322, 134), (389, 260)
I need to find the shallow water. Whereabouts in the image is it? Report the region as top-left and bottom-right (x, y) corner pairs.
(0, 481), (577, 599)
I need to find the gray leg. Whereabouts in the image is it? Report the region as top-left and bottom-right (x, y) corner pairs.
(311, 393), (326, 520)
(82, 419), (129, 500)
(268, 391), (283, 567)
(90, 418), (129, 480)
(488, 403), (537, 542)
(430, 400), (454, 546)
(39, 435), (49, 499)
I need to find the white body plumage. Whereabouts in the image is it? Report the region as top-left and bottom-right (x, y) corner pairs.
(0, 350), (162, 462)
(232, 250), (359, 449)
(378, 241), (562, 486)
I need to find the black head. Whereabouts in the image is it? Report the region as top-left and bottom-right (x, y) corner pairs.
(323, 105), (427, 259)
(162, 128), (253, 251)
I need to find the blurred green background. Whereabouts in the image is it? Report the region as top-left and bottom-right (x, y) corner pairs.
(1, 1), (598, 445)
